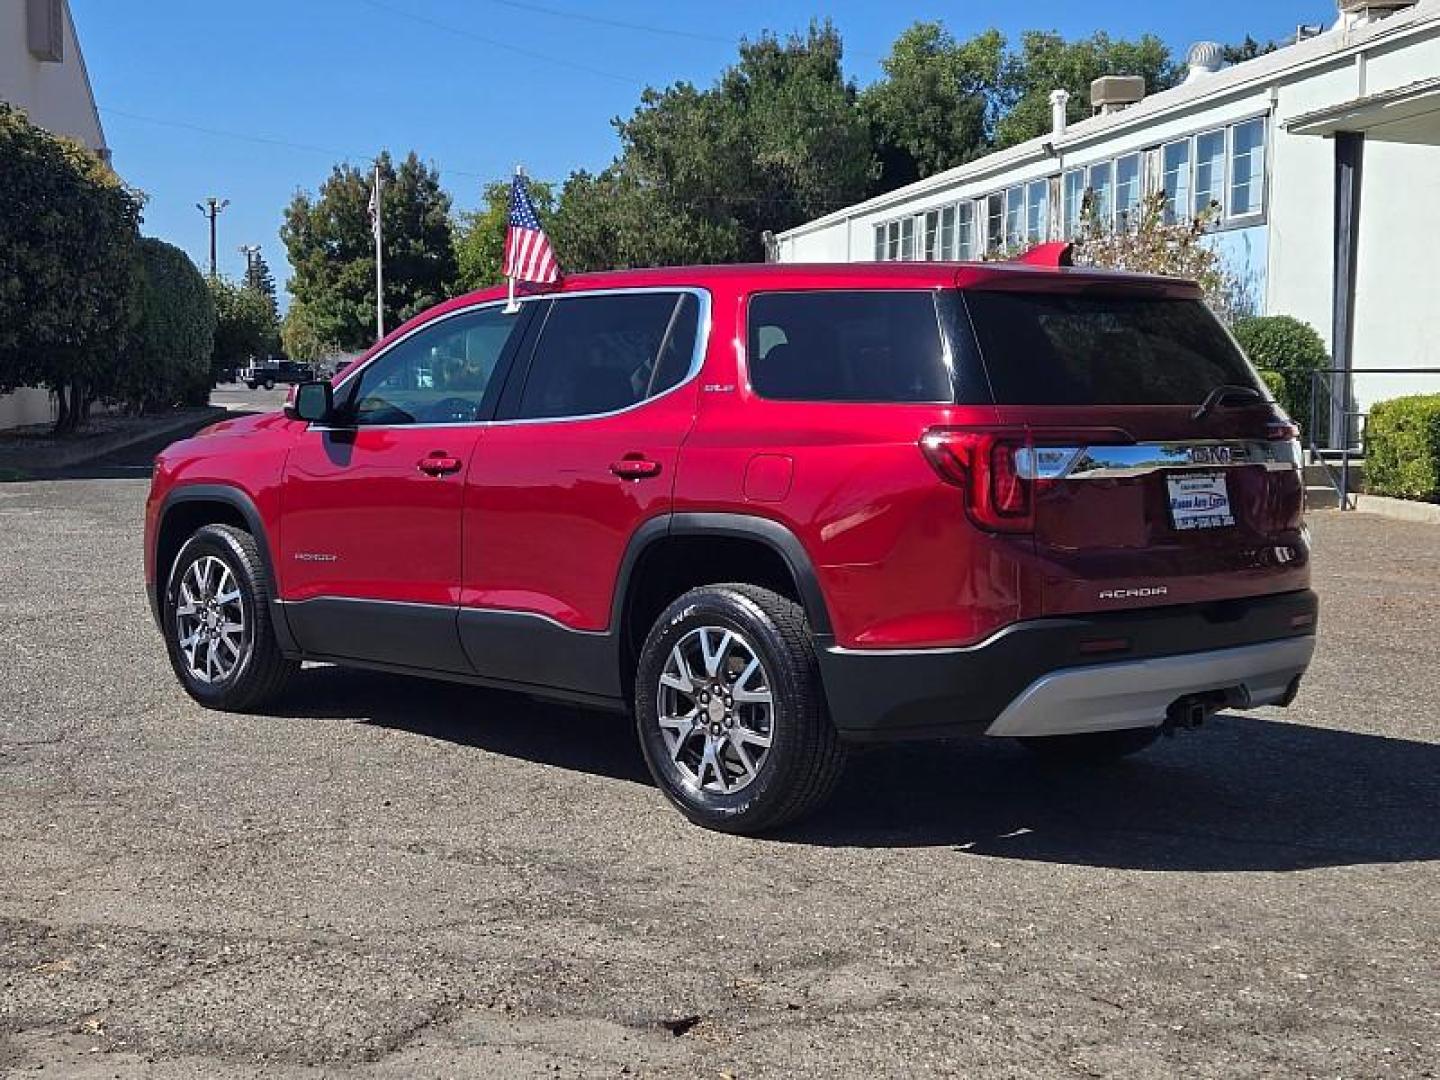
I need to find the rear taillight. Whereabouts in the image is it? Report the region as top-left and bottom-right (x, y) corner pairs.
(1266, 420), (1301, 441)
(920, 427), (1035, 533)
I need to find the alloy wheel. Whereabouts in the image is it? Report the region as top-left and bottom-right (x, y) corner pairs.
(175, 555), (245, 684)
(656, 626), (774, 794)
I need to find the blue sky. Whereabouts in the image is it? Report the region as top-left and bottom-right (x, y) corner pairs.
(73, 0), (1324, 293)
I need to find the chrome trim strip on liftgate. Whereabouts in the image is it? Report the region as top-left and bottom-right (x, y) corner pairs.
(985, 636), (1316, 738)
(1014, 439), (1302, 482)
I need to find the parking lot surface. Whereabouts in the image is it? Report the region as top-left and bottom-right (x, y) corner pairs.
(1, 460), (1437, 1076)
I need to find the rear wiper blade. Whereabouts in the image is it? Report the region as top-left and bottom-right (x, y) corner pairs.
(1192, 383), (1263, 420)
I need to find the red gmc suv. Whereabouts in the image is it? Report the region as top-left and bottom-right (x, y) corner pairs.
(145, 261), (1317, 833)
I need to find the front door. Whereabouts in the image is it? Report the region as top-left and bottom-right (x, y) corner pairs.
(459, 289), (707, 696)
(280, 302), (527, 671)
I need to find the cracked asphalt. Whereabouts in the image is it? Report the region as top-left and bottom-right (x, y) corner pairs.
(2, 459), (1437, 1077)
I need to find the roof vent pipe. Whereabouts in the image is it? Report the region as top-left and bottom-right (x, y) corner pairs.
(1049, 88), (1070, 136)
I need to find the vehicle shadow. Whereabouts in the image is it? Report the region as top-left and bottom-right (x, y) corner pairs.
(277, 666), (1440, 872)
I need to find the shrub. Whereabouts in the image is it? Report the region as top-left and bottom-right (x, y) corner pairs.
(210, 276), (279, 379)
(1231, 315), (1328, 428)
(117, 239), (216, 412)
(0, 102), (141, 431)
(1257, 369), (1286, 403)
(1365, 394), (1440, 503)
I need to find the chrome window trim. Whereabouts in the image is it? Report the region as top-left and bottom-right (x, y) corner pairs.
(312, 286), (712, 432)
(1014, 439), (1302, 481)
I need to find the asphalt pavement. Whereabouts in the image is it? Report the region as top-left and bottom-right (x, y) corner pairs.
(1, 446), (1437, 1077)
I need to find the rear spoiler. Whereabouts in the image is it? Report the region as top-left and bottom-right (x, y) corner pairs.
(1012, 241), (1074, 267)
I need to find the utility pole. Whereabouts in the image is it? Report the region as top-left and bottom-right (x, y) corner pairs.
(195, 197), (230, 277)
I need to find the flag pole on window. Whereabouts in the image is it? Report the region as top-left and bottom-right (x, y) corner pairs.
(502, 163), (560, 315)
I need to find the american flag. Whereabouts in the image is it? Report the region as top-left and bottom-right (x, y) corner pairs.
(503, 173), (560, 285)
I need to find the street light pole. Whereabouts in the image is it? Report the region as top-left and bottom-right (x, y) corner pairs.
(195, 197), (230, 277)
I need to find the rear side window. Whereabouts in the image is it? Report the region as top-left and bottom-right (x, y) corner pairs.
(962, 291), (1264, 406)
(516, 292), (701, 420)
(747, 291), (954, 403)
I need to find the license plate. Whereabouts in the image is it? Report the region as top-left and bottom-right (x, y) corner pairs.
(1168, 472), (1234, 530)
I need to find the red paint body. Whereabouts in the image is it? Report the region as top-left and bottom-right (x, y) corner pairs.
(146, 262), (1309, 659)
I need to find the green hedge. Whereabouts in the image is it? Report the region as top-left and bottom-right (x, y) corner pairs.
(118, 238), (216, 412)
(1231, 315), (1328, 428)
(1365, 394), (1440, 503)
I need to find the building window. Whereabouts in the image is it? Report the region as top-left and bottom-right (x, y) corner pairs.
(873, 225), (885, 261)
(922, 210), (941, 260)
(886, 221), (901, 261)
(1230, 118), (1266, 218)
(1061, 170), (1085, 238)
(1115, 153), (1142, 229)
(986, 193), (1005, 253)
(939, 205), (955, 259)
(956, 201), (975, 260)
(1025, 179), (1049, 244)
(1194, 129), (1226, 218)
(899, 216), (915, 261)
(1004, 186), (1024, 250)
(1087, 161), (1114, 228)
(1161, 139), (1191, 224)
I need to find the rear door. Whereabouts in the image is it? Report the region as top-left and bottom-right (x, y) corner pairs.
(458, 289), (706, 693)
(960, 286), (1308, 614)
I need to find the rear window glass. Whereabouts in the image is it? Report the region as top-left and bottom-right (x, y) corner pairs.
(962, 291), (1263, 406)
(748, 291), (954, 403)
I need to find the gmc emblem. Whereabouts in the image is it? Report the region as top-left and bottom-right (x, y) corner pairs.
(1189, 446), (1233, 465)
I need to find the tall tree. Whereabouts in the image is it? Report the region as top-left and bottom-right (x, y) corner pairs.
(0, 102), (141, 431)
(860, 24), (1006, 188)
(1223, 36), (1278, 64)
(994, 31), (1180, 148)
(281, 150), (457, 351)
(210, 276), (279, 377)
(242, 250), (279, 317)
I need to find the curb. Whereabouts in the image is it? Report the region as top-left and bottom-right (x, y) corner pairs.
(0, 408), (225, 474)
(1349, 493), (1440, 524)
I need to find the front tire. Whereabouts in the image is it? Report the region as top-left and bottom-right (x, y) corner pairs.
(163, 523), (298, 711)
(1019, 726), (1161, 763)
(635, 584), (846, 835)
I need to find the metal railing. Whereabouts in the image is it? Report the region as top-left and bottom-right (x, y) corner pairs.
(1307, 367), (1440, 510)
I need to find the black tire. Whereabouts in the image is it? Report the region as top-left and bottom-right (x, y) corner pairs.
(262, 378), (275, 391)
(162, 523), (298, 712)
(246, 382), (258, 390)
(1019, 726), (1161, 763)
(634, 584), (846, 835)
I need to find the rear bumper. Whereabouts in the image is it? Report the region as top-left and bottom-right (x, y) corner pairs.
(817, 589), (1318, 742)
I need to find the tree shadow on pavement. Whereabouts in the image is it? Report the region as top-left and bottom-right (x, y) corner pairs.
(276, 666), (1439, 872)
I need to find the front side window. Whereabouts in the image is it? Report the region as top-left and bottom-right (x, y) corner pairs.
(1230, 118), (1266, 217)
(515, 292), (701, 420)
(748, 290), (953, 403)
(1162, 139), (1192, 224)
(346, 305), (517, 426)
(1194, 129), (1226, 218)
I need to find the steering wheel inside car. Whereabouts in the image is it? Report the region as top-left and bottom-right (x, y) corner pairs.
(424, 396), (479, 423)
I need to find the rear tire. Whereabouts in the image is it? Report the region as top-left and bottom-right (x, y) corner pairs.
(1019, 727), (1161, 763)
(635, 584), (846, 835)
(162, 524), (298, 712)
(262, 378), (275, 391)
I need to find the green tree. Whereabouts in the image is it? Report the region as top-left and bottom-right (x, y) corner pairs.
(566, 22), (873, 268)
(0, 102), (141, 432)
(994, 31), (1180, 148)
(118, 238), (216, 412)
(859, 24), (1005, 188)
(281, 150), (457, 351)
(1223, 36), (1278, 64)
(242, 249), (279, 317)
(453, 178), (555, 291)
(210, 276), (279, 378)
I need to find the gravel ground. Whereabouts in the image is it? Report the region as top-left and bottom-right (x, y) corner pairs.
(1, 474), (1436, 1078)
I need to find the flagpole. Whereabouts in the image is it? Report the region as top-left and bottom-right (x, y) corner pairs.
(373, 161), (385, 341)
(504, 163), (524, 315)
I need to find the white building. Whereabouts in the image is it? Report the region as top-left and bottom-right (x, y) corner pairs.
(1, 0), (110, 430)
(775, 0), (1440, 443)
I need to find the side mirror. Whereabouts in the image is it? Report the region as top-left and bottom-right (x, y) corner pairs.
(288, 380), (335, 423)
